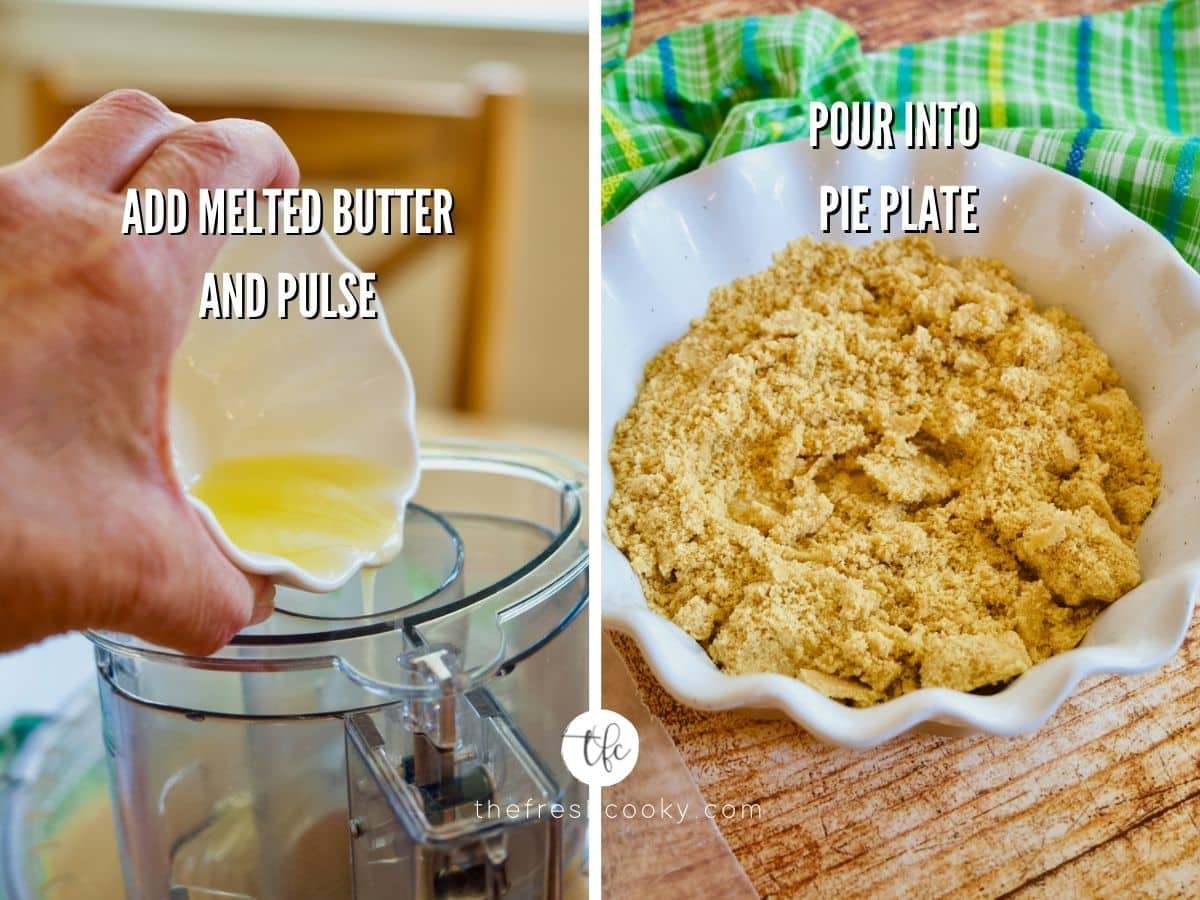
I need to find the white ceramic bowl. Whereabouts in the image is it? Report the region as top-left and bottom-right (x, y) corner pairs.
(170, 228), (420, 592)
(602, 140), (1200, 747)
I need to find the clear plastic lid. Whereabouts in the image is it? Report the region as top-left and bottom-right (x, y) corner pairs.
(89, 441), (588, 716)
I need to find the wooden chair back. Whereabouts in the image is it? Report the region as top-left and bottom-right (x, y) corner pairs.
(29, 68), (524, 413)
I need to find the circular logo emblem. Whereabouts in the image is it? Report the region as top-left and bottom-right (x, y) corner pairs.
(560, 709), (639, 787)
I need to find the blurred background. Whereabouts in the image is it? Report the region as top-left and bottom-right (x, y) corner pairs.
(0, 0), (587, 439)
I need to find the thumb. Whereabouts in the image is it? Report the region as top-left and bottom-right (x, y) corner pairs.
(112, 518), (276, 657)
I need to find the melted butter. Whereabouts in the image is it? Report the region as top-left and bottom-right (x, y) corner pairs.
(360, 565), (378, 612)
(190, 453), (406, 580)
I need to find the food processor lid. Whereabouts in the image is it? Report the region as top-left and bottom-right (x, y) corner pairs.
(88, 441), (588, 694)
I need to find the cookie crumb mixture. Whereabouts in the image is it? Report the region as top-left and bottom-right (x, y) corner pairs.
(607, 237), (1161, 705)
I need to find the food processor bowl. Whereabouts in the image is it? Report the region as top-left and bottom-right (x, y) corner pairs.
(3, 442), (587, 900)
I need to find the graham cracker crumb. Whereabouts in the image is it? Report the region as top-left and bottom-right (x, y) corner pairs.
(607, 237), (1161, 704)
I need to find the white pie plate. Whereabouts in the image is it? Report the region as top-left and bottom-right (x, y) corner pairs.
(601, 140), (1200, 747)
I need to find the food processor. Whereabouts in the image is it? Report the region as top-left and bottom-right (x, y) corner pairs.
(0, 441), (588, 900)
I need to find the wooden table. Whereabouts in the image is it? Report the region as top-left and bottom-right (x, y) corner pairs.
(606, 2), (1199, 898)
(629, 0), (1140, 54)
(416, 406), (586, 462)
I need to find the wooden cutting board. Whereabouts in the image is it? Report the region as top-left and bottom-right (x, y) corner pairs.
(601, 637), (758, 898)
(609, 626), (1200, 898)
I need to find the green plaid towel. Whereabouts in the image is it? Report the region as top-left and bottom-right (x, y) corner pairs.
(601, 0), (1200, 270)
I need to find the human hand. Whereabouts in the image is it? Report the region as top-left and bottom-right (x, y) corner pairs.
(0, 89), (298, 655)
